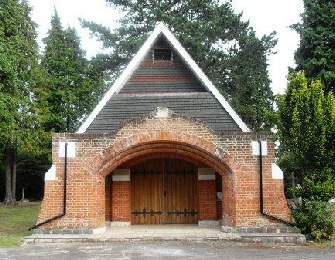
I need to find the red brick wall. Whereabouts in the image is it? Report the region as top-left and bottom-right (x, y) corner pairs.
(198, 180), (217, 220)
(216, 200), (222, 220)
(105, 180), (111, 221)
(110, 181), (131, 222)
(220, 132), (292, 226)
(37, 116), (291, 231)
(222, 171), (236, 226)
(262, 142), (291, 220)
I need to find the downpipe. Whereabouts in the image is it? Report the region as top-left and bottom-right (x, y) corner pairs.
(258, 141), (295, 226)
(29, 142), (68, 230)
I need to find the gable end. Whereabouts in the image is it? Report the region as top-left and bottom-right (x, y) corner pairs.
(77, 22), (250, 133)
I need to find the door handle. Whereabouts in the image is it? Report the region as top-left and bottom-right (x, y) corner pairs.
(164, 191), (167, 197)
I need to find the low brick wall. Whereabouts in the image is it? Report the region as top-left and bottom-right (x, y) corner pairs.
(198, 180), (217, 220)
(111, 181), (131, 222)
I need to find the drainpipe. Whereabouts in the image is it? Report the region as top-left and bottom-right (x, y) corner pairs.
(258, 141), (295, 226)
(29, 142), (68, 230)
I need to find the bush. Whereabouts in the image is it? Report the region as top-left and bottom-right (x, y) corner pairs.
(301, 169), (335, 201)
(292, 199), (335, 240)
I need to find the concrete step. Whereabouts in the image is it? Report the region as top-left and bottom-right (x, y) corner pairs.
(232, 226), (301, 234)
(24, 225), (306, 245)
(238, 233), (306, 244)
(24, 232), (306, 245)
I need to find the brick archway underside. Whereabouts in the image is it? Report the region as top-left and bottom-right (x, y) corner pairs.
(98, 141), (234, 178)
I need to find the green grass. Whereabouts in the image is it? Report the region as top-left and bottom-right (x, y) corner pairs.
(0, 202), (40, 247)
(307, 240), (335, 248)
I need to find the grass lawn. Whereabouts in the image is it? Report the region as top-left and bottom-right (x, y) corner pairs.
(0, 202), (40, 247)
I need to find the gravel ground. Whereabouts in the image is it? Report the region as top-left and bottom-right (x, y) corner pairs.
(1, 241), (335, 260)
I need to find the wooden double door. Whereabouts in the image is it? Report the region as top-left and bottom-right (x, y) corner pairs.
(131, 158), (198, 224)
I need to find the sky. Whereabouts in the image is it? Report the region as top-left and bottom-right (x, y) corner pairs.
(28, 0), (304, 95)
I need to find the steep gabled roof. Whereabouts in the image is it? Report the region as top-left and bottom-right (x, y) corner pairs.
(77, 22), (250, 133)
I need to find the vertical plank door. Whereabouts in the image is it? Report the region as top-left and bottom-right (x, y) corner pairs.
(164, 159), (198, 224)
(131, 159), (163, 224)
(131, 158), (197, 224)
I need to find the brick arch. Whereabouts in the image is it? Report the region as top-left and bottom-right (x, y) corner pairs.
(94, 130), (240, 178)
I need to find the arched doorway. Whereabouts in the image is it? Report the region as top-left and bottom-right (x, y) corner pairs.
(105, 146), (227, 226)
(97, 128), (237, 227)
(130, 158), (198, 224)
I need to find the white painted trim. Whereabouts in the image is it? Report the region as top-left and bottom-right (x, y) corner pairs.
(58, 142), (76, 158)
(154, 107), (171, 118)
(77, 23), (164, 133)
(198, 167), (216, 180)
(159, 24), (250, 132)
(112, 169), (130, 181)
(77, 22), (250, 133)
(252, 141), (268, 156)
(45, 165), (56, 181)
(271, 163), (284, 179)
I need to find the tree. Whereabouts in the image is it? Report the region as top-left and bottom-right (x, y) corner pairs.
(277, 72), (335, 239)
(41, 10), (106, 133)
(283, 0), (335, 238)
(81, 0), (276, 130)
(0, 0), (41, 205)
(277, 72), (335, 185)
(293, 0), (335, 93)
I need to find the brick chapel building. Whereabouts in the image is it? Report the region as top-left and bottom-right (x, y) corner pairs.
(35, 23), (292, 234)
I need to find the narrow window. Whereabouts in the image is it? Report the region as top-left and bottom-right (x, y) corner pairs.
(154, 48), (172, 61)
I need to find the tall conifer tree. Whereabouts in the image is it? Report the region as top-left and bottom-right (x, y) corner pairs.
(41, 10), (105, 133)
(0, 0), (40, 205)
(277, 72), (335, 238)
(293, 0), (335, 93)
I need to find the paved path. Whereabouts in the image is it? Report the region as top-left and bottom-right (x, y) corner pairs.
(1, 241), (335, 260)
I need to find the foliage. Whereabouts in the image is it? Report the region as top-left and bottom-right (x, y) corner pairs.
(292, 200), (335, 240)
(0, 0), (40, 148)
(277, 72), (335, 172)
(293, 0), (335, 93)
(15, 151), (49, 201)
(0, 0), (45, 205)
(300, 168), (335, 201)
(277, 72), (335, 239)
(81, 0), (276, 130)
(281, 0), (335, 236)
(41, 10), (106, 132)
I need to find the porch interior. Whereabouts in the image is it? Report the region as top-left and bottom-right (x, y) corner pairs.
(104, 224), (229, 240)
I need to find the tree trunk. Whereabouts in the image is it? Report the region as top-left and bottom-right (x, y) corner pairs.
(11, 147), (17, 205)
(3, 147), (17, 206)
(4, 147), (12, 205)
